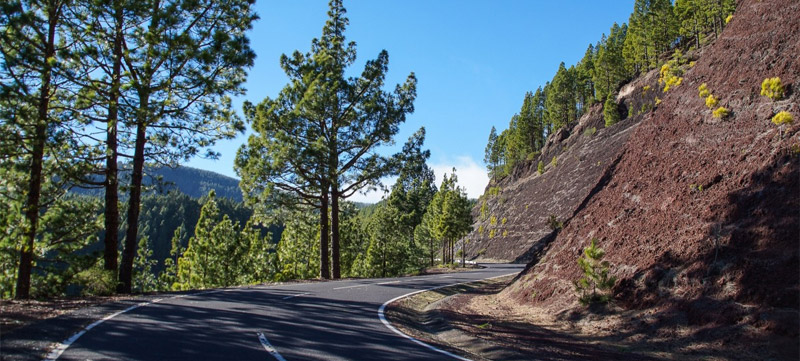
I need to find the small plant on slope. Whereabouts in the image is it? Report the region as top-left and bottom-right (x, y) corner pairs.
(604, 95), (621, 127)
(772, 111), (794, 137)
(761, 77), (784, 101)
(573, 238), (617, 306)
(537, 160), (544, 175)
(713, 106), (730, 119)
(705, 94), (718, 108)
(698, 83), (710, 98)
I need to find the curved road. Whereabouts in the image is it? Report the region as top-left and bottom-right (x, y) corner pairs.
(47, 264), (523, 361)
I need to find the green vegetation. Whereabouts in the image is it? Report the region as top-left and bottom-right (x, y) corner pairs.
(772, 111), (794, 126)
(705, 94), (719, 108)
(490, 215), (498, 226)
(772, 111), (794, 137)
(537, 160), (545, 175)
(547, 215), (563, 231)
(501, 217), (508, 225)
(584, 127), (597, 137)
(698, 83), (711, 98)
(761, 77), (785, 101)
(483, 0), (736, 186)
(713, 106), (730, 119)
(573, 238), (617, 305)
(604, 95), (621, 127)
(550, 156), (558, 168)
(658, 58), (684, 93)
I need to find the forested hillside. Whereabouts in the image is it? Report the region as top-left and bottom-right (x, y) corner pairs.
(72, 165), (243, 202)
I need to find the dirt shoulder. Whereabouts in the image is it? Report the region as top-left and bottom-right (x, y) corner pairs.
(385, 276), (658, 361)
(386, 278), (797, 361)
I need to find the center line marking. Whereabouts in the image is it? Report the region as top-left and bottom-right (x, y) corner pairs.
(332, 284), (368, 290)
(376, 280), (402, 285)
(281, 292), (310, 300)
(257, 332), (288, 361)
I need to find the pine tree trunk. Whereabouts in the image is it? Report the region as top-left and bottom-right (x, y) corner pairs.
(319, 189), (330, 279)
(331, 186), (340, 279)
(119, 110), (148, 293)
(103, 1), (124, 273)
(15, 4), (59, 299)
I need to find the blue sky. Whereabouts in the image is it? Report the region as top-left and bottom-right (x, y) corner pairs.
(187, 0), (635, 202)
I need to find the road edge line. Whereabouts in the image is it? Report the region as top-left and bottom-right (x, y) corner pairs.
(257, 332), (288, 361)
(377, 272), (517, 361)
(42, 289), (225, 361)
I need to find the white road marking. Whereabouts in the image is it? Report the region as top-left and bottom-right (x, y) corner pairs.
(257, 332), (288, 361)
(377, 272), (519, 361)
(440, 275), (454, 278)
(332, 284), (368, 290)
(43, 289), (226, 361)
(281, 292), (310, 300)
(375, 280), (402, 285)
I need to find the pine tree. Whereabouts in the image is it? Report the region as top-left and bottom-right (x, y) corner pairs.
(0, 0), (98, 298)
(117, 0), (256, 293)
(573, 238), (617, 305)
(133, 236), (157, 293)
(237, 0), (416, 280)
(604, 94), (621, 127)
(484, 126), (499, 178)
(546, 62), (577, 131)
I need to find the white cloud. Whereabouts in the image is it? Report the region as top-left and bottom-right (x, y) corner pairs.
(346, 156), (489, 204)
(430, 156), (488, 199)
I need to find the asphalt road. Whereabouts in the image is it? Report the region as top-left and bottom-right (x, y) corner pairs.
(46, 263), (523, 361)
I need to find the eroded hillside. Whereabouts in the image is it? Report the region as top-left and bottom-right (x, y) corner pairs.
(491, 0), (799, 356)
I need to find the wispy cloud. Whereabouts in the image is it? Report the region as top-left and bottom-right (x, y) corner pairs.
(430, 155), (488, 199)
(347, 155), (489, 204)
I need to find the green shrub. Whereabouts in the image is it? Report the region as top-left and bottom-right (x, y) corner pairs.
(478, 225), (484, 235)
(705, 94), (718, 109)
(604, 95), (621, 127)
(501, 217), (507, 225)
(537, 160), (544, 174)
(547, 214), (563, 231)
(583, 127), (597, 137)
(502, 230), (508, 237)
(725, 14), (733, 24)
(489, 229), (496, 238)
(712, 106), (730, 119)
(550, 156), (558, 168)
(761, 77), (784, 101)
(658, 61), (683, 92)
(573, 238), (616, 306)
(772, 111), (793, 126)
(698, 83), (710, 98)
(480, 201), (488, 220)
(490, 215), (497, 226)
(74, 268), (118, 296)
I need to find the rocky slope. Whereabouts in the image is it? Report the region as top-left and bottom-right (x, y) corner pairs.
(466, 69), (661, 263)
(467, 0), (798, 357)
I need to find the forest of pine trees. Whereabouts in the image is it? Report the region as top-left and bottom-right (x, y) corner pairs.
(484, 0), (736, 180)
(0, 0), (474, 299)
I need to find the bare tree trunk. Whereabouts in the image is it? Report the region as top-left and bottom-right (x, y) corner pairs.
(16, 3), (60, 299)
(331, 186), (341, 279)
(103, 0), (124, 273)
(119, 107), (148, 293)
(320, 188), (330, 279)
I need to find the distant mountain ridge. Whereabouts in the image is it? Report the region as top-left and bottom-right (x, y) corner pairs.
(153, 166), (242, 201)
(72, 165), (243, 201)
